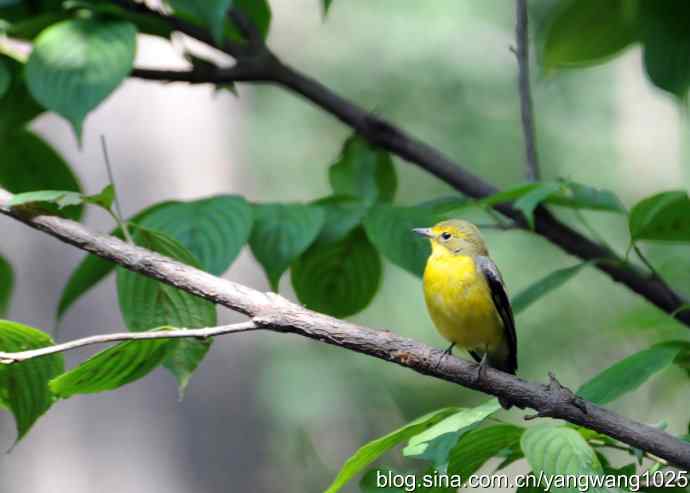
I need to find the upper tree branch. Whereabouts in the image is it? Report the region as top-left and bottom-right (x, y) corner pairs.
(514, 0), (540, 181)
(1, 189), (690, 469)
(119, 0), (690, 329)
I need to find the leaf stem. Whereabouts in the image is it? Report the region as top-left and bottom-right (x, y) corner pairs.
(100, 135), (133, 244)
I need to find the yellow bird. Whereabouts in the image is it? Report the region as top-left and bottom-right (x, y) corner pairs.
(413, 220), (517, 405)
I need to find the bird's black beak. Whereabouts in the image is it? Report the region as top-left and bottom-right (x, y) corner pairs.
(412, 227), (433, 238)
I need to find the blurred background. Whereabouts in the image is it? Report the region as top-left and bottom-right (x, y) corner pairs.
(1, 0), (689, 491)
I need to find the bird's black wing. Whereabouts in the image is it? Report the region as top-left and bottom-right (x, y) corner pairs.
(476, 256), (517, 374)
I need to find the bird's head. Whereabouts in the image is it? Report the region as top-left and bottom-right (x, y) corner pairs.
(413, 219), (488, 257)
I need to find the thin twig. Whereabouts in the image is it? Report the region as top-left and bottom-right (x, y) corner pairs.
(515, 0), (540, 181)
(2, 187), (690, 469)
(100, 136), (133, 244)
(590, 439), (669, 467)
(0, 322), (258, 364)
(633, 243), (660, 280)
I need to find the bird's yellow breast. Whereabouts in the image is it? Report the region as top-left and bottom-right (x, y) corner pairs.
(422, 254), (504, 351)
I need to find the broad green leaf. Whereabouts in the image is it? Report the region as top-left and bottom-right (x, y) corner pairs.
(480, 181), (624, 218)
(363, 204), (437, 277)
(137, 195), (252, 276)
(543, 0), (638, 69)
(324, 407), (459, 493)
(0, 130), (83, 220)
(56, 201), (175, 320)
(0, 255), (13, 316)
(26, 18), (136, 138)
(225, 0), (271, 41)
(0, 320), (64, 442)
(291, 228), (381, 318)
(447, 424), (525, 479)
(168, 0), (232, 43)
(116, 228), (216, 395)
(312, 195), (368, 245)
(249, 203), (325, 290)
(49, 330), (171, 398)
(83, 184), (114, 211)
(404, 399), (501, 458)
(0, 57), (44, 135)
(640, 1), (690, 100)
(0, 0), (62, 22)
(479, 183), (539, 208)
(322, 0), (334, 16)
(0, 58), (9, 98)
(547, 181), (626, 213)
(577, 341), (689, 405)
(416, 196), (472, 218)
(6, 11), (71, 39)
(329, 135), (397, 205)
(514, 182), (562, 228)
(9, 189), (83, 209)
(629, 191), (690, 242)
(68, 2), (173, 38)
(521, 426), (603, 493)
(512, 263), (589, 315)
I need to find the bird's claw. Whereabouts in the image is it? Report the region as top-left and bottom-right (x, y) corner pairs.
(433, 343), (455, 371)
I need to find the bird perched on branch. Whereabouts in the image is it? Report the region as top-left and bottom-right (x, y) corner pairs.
(413, 219), (517, 409)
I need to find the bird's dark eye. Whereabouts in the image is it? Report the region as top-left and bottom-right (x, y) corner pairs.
(440, 232), (452, 241)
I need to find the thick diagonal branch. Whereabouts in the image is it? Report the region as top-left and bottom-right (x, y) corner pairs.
(120, 1), (690, 329)
(1, 189), (690, 468)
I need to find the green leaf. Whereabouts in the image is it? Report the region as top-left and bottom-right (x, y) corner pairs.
(167, 0), (232, 43)
(363, 204), (438, 277)
(0, 58), (10, 98)
(514, 182), (562, 228)
(116, 228), (216, 395)
(83, 184), (114, 211)
(249, 203), (325, 290)
(0, 57), (44, 135)
(403, 399), (501, 459)
(56, 201), (176, 320)
(0, 320), (64, 442)
(225, 0), (271, 41)
(329, 135), (397, 205)
(9, 189), (83, 209)
(546, 181), (626, 213)
(0, 129), (83, 220)
(292, 228), (381, 318)
(521, 426), (603, 493)
(629, 191), (690, 242)
(543, 0), (638, 70)
(49, 330), (171, 398)
(479, 183), (540, 208)
(26, 18), (137, 138)
(577, 341), (689, 405)
(324, 407), (459, 493)
(512, 262), (590, 316)
(322, 0), (334, 16)
(137, 195), (252, 276)
(640, 1), (690, 100)
(6, 11), (71, 39)
(446, 424), (525, 479)
(0, 255), (13, 317)
(312, 195), (368, 246)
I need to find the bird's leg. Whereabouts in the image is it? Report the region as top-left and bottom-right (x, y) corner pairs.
(434, 343), (456, 371)
(474, 352), (489, 384)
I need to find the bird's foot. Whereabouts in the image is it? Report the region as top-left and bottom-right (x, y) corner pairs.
(433, 343), (456, 371)
(473, 353), (489, 385)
